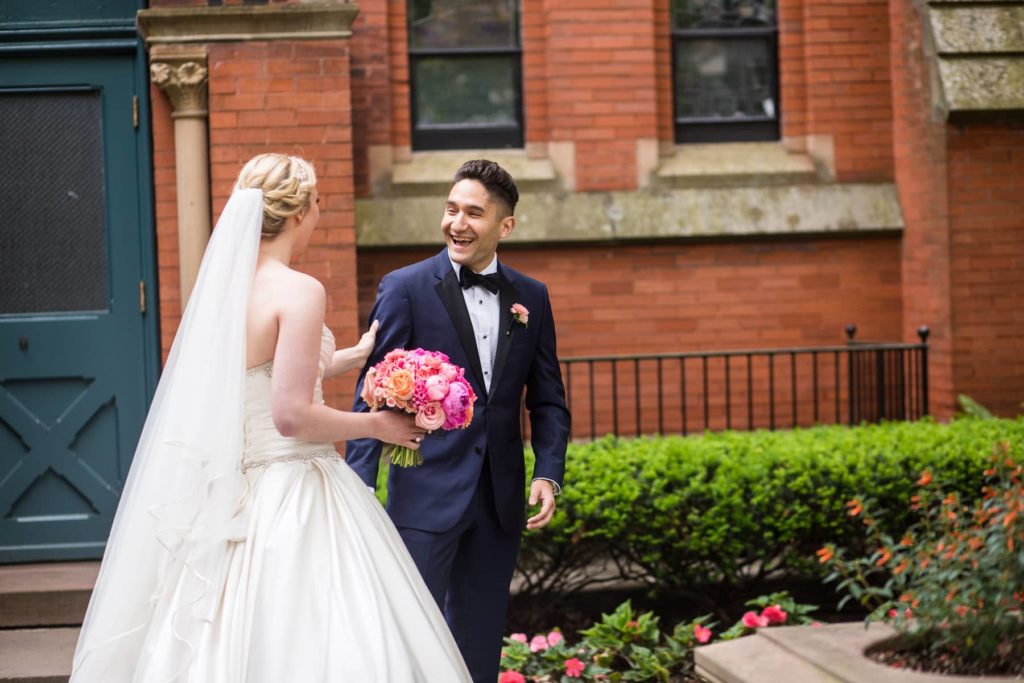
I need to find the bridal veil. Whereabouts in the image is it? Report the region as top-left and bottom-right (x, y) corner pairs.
(72, 189), (263, 681)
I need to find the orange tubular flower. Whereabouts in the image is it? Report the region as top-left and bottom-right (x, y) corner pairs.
(875, 548), (893, 566)
(917, 470), (933, 486)
(816, 547), (834, 563)
(846, 499), (863, 517)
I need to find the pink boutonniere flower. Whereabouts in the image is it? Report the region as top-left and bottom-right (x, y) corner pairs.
(507, 303), (529, 336)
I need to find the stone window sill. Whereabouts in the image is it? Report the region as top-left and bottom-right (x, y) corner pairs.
(655, 142), (820, 188)
(385, 149), (562, 197)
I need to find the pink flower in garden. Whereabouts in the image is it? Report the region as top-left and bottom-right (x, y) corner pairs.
(694, 624), (712, 643)
(547, 631), (564, 646)
(742, 611), (769, 628)
(761, 605), (788, 625)
(499, 672), (526, 683)
(530, 635), (549, 652)
(510, 633), (528, 643)
(564, 658), (585, 678)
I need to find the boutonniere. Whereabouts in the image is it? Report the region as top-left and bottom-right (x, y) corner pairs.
(506, 303), (529, 336)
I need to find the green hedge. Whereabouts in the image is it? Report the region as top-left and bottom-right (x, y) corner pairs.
(516, 418), (1024, 600)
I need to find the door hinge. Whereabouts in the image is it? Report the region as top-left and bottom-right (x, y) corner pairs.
(139, 280), (146, 314)
(133, 95), (139, 129)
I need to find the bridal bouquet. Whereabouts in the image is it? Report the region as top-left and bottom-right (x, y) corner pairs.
(360, 348), (477, 467)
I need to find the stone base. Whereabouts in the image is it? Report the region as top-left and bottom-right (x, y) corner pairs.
(696, 622), (1016, 683)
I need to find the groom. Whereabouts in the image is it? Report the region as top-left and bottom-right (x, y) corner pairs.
(347, 159), (570, 682)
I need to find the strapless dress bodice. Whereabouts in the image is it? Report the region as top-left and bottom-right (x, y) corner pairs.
(242, 325), (339, 472)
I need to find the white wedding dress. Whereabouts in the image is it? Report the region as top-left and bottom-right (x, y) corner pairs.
(127, 325), (470, 682)
(72, 191), (468, 681)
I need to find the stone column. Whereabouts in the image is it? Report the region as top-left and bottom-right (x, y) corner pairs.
(149, 47), (210, 308)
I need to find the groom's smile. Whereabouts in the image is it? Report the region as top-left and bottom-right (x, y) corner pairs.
(442, 178), (515, 274)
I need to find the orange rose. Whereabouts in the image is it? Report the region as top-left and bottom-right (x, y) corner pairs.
(388, 369), (415, 402)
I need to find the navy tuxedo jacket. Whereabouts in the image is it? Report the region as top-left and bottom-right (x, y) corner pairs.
(346, 249), (570, 534)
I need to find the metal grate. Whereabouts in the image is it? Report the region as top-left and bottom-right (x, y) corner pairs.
(0, 91), (109, 314)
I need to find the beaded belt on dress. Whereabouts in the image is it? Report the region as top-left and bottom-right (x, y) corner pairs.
(240, 447), (342, 473)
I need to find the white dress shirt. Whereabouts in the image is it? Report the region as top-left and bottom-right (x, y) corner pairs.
(450, 255), (500, 393)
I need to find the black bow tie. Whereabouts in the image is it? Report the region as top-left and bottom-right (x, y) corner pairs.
(459, 268), (500, 294)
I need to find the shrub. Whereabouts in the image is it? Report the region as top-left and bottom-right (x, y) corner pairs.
(516, 418), (1024, 609)
(819, 442), (1024, 676)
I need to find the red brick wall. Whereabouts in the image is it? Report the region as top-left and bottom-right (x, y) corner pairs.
(349, 1), (392, 197)
(800, 0), (893, 181)
(889, 0), (954, 418)
(149, 37), (360, 408)
(541, 0), (659, 191)
(947, 124), (1024, 416)
(356, 237), (903, 435)
(353, 0), (896, 191)
(151, 84), (180, 358)
(358, 238), (902, 354)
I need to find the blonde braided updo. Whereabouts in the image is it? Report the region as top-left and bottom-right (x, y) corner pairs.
(233, 153), (318, 238)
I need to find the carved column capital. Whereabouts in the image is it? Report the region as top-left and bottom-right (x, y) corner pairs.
(150, 51), (208, 118)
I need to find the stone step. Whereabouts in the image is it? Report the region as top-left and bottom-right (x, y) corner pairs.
(0, 563), (98, 628)
(0, 628), (76, 683)
(695, 628), (840, 683)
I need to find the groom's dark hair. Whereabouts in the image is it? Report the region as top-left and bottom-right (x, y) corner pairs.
(453, 159), (519, 216)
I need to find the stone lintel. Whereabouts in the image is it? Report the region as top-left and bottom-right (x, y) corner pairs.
(356, 183), (904, 247)
(936, 57), (1024, 115)
(928, 4), (1024, 54)
(137, 1), (359, 45)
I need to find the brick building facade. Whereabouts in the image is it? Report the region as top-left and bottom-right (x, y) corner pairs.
(143, 0), (1022, 424)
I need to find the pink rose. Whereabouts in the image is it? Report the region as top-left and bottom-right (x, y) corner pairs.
(439, 362), (459, 381)
(415, 402), (446, 431)
(509, 633), (527, 643)
(547, 631), (563, 646)
(529, 635), (549, 652)
(564, 657), (585, 678)
(694, 624), (712, 643)
(425, 374), (450, 401)
(510, 303), (529, 326)
(761, 605), (787, 625)
(499, 672), (525, 683)
(742, 611), (768, 629)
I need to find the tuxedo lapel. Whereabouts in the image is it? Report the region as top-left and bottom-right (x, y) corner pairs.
(435, 264), (488, 400)
(488, 269), (519, 404)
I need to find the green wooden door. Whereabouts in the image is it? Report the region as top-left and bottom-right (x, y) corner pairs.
(0, 54), (157, 562)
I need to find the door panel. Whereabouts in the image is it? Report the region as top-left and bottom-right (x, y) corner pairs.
(0, 55), (153, 561)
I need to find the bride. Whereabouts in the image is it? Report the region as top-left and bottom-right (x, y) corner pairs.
(71, 154), (472, 681)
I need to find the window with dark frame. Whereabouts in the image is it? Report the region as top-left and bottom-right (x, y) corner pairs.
(408, 0), (523, 151)
(671, 0), (779, 144)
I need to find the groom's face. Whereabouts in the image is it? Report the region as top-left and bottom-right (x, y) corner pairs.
(442, 179), (515, 273)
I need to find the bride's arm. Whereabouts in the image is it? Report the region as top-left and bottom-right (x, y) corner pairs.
(268, 275), (422, 448)
(323, 320), (379, 379)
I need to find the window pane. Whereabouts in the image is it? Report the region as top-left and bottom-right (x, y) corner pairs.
(414, 57), (517, 127)
(672, 0), (775, 29)
(409, 0), (519, 50)
(0, 91), (109, 314)
(674, 38), (775, 120)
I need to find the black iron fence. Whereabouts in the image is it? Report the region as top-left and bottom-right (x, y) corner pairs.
(535, 325), (930, 440)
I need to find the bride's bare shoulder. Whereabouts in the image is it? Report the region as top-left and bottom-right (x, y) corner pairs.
(254, 262), (325, 314)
